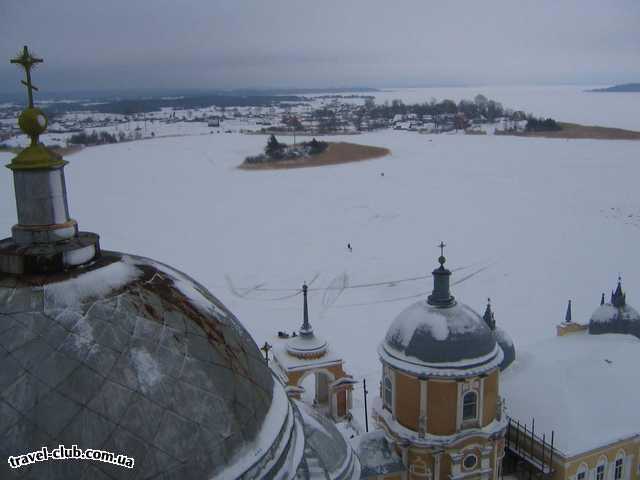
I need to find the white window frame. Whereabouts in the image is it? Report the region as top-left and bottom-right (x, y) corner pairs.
(614, 452), (625, 480)
(462, 390), (478, 421)
(596, 456), (607, 480)
(576, 463), (588, 480)
(462, 453), (478, 471)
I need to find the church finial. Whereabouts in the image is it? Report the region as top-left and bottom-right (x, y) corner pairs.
(427, 241), (455, 307)
(565, 299), (572, 323)
(0, 46), (100, 274)
(11, 46), (43, 109)
(483, 298), (496, 330)
(8, 46), (66, 168)
(601, 292), (605, 305)
(300, 283), (313, 336)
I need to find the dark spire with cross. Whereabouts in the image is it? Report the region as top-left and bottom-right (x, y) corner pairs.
(483, 298), (496, 330)
(428, 241), (455, 307)
(11, 46), (43, 109)
(611, 276), (626, 307)
(300, 283), (313, 336)
(565, 299), (572, 323)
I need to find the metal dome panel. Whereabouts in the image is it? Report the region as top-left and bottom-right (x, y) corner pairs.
(0, 252), (299, 479)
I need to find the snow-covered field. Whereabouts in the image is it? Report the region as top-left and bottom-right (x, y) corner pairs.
(1, 85), (639, 431)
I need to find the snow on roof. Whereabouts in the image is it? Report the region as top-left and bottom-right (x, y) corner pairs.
(382, 300), (500, 374)
(590, 304), (640, 323)
(387, 300), (489, 346)
(273, 339), (343, 372)
(350, 430), (405, 477)
(221, 380), (299, 479)
(295, 400), (361, 478)
(44, 260), (141, 306)
(501, 332), (640, 457)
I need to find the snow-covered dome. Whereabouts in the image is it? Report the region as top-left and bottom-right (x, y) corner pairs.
(379, 253), (502, 377)
(0, 252), (304, 479)
(589, 280), (640, 339)
(295, 401), (361, 478)
(481, 300), (516, 371)
(383, 301), (499, 368)
(495, 327), (516, 370)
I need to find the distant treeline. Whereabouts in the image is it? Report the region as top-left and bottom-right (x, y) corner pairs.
(361, 95), (516, 122)
(67, 129), (150, 145)
(41, 94), (308, 115)
(68, 131), (120, 145)
(525, 117), (561, 132)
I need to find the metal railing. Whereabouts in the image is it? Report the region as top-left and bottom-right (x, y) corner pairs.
(505, 417), (557, 477)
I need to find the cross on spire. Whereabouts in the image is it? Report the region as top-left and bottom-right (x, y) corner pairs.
(437, 241), (447, 268)
(10, 46), (43, 108)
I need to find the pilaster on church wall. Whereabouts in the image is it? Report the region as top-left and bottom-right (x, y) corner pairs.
(482, 370), (500, 427)
(395, 370), (421, 430)
(426, 379), (458, 436)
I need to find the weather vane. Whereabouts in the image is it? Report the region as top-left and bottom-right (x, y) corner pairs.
(10, 46), (43, 109)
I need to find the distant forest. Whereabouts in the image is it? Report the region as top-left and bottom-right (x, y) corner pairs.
(39, 94), (308, 115)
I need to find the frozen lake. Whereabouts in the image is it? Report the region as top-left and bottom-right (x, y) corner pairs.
(1, 85), (639, 428)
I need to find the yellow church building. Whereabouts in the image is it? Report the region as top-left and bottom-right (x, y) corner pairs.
(355, 248), (515, 480)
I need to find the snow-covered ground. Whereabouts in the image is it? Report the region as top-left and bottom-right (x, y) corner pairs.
(1, 85), (639, 435)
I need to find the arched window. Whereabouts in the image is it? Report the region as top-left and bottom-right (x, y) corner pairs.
(383, 376), (393, 411)
(614, 453), (624, 480)
(576, 464), (588, 480)
(596, 457), (607, 480)
(462, 391), (478, 420)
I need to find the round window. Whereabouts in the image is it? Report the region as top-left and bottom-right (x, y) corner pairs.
(463, 454), (477, 470)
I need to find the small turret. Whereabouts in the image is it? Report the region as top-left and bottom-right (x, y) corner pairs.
(557, 299), (587, 336)
(483, 298), (496, 330)
(565, 300), (572, 323)
(611, 277), (626, 308)
(286, 283), (327, 358)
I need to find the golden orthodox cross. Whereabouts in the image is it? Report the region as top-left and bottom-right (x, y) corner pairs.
(10, 46), (43, 108)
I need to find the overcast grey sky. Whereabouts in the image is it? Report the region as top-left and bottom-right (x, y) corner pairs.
(1, 0), (639, 94)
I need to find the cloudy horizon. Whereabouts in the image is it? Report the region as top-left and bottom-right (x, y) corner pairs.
(1, 0), (639, 94)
